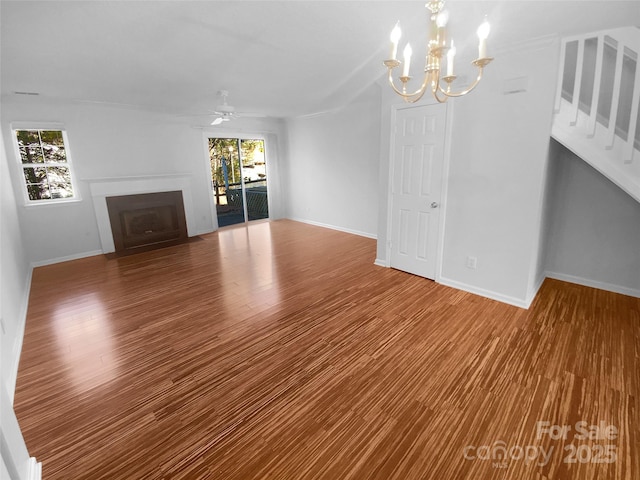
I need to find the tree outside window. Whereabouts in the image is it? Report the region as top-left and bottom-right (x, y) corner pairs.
(14, 129), (76, 202)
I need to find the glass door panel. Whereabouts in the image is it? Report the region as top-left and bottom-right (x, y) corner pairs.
(209, 137), (269, 227)
(240, 139), (269, 221)
(209, 138), (245, 227)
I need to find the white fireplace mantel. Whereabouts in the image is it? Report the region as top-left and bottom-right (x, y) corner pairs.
(89, 174), (196, 253)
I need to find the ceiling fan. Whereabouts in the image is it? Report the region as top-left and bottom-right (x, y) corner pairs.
(208, 90), (265, 125)
(210, 90), (236, 125)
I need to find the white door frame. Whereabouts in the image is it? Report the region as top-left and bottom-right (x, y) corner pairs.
(385, 100), (455, 283)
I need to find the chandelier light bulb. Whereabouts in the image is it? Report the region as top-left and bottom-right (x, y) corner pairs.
(477, 17), (490, 58)
(390, 22), (402, 60)
(390, 23), (402, 42)
(436, 10), (449, 46)
(436, 10), (449, 28)
(477, 18), (491, 40)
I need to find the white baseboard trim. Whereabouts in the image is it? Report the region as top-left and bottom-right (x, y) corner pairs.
(374, 258), (388, 267)
(30, 232), (218, 268)
(194, 228), (216, 236)
(31, 249), (103, 268)
(545, 271), (640, 299)
(438, 276), (531, 309)
(28, 457), (42, 480)
(288, 217), (377, 240)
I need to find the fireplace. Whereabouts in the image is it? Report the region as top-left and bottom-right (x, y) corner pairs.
(106, 191), (188, 254)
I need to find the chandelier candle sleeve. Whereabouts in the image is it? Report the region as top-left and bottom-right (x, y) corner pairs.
(446, 40), (456, 76)
(403, 43), (412, 77)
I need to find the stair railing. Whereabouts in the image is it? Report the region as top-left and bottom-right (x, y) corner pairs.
(554, 27), (639, 164)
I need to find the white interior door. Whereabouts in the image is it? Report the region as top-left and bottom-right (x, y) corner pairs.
(390, 103), (447, 279)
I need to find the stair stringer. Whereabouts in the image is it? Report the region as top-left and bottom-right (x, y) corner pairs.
(553, 102), (640, 203)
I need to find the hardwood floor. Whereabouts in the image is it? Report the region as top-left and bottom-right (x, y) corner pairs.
(14, 219), (640, 480)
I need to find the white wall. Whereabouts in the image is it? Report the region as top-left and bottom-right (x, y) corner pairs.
(0, 130), (38, 479)
(544, 140), (640, 297)
(1, 96), (286, 264)
(376, 37), (560, 307)
(0, 131), (31, 399)
(440, 37), (560, 306)
(1, 384), (38, 480)
(284, 84), (381, 238)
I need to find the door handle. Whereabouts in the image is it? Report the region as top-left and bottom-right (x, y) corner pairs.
(430, 202), (439, 208)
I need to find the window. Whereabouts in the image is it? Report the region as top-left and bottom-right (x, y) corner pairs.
(13, 128), (77, 202)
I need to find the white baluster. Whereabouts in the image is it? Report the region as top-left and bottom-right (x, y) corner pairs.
(605, 42), (625, 150)
(586, 35), (604, 138)
(554, 40), (568, 113)
(623, 54), (640, 164)
(569, 40), (585, 126)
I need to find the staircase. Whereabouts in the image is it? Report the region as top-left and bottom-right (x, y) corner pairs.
(552, 27), (640, 203)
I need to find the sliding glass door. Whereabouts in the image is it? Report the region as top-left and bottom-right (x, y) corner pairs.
(208, 137), (269, 227)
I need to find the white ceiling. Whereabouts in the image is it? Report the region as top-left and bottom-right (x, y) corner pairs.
(1, 1), (639, 119)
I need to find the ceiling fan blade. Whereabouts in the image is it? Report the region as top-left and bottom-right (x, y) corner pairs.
(237, 112), (268, 118)
(183, 91), (266, 123)
(175, 112), (215, 117)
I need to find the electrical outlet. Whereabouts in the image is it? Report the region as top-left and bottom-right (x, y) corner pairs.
(466, 256), (477, 269)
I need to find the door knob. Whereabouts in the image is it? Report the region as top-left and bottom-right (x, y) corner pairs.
(430, 202), (439, 208)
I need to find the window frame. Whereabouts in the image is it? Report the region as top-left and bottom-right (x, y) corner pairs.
(11, 123), (81, 206)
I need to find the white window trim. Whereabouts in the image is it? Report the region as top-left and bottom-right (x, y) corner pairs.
(10, 123), (82, 206)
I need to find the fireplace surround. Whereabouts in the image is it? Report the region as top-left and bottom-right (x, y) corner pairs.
(89, 175), (197, 254)
(106, 191), (188, 253)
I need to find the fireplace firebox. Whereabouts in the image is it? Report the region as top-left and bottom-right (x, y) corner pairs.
(106, 191), (188, 254)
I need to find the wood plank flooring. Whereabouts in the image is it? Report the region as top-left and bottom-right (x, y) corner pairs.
(14, 219), (640, 480)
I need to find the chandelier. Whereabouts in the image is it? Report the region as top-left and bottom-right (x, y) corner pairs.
(384, 0), (493, 103)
